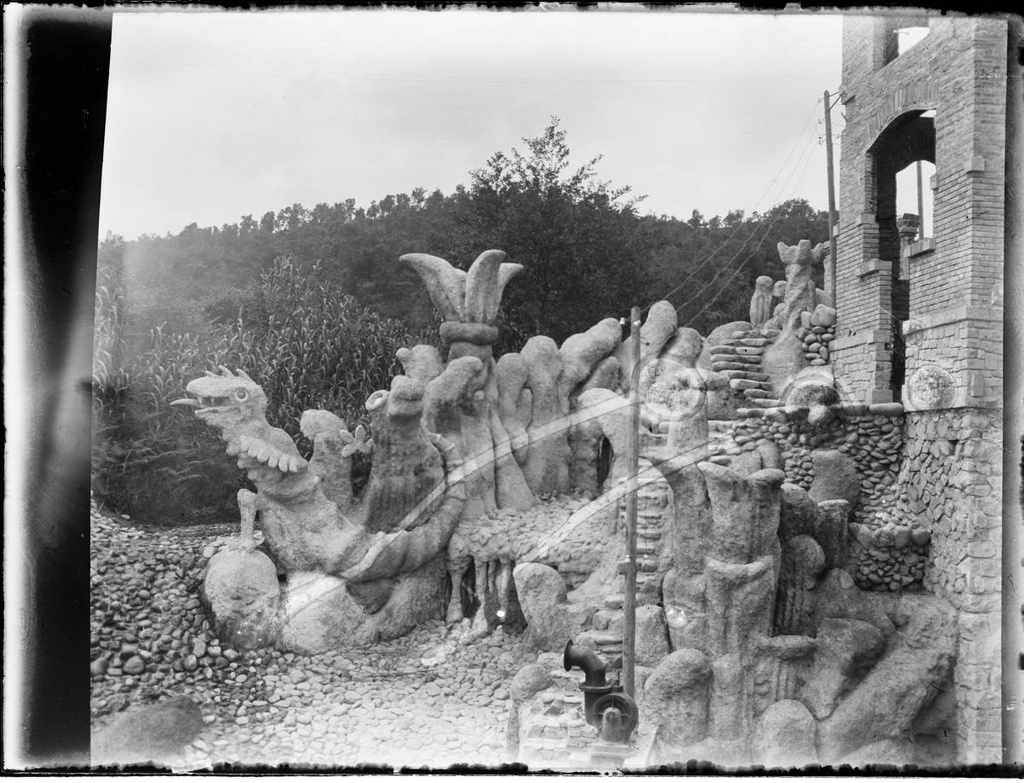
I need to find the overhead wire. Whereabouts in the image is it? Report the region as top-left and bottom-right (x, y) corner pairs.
(672, 106), (824, 327)
(669, 109), (822, 318)
(641, 94), (823, 316)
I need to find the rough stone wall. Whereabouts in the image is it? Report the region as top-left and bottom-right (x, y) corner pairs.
(898, 408), (1002, 762)
(707, 406), (903, 528)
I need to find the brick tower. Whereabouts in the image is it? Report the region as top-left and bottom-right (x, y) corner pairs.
(832, 15), (1017, 764)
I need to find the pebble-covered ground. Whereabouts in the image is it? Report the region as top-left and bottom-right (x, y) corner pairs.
(90, 501), (536, 771)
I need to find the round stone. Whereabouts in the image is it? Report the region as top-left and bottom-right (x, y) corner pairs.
(123, 656), (146, 675)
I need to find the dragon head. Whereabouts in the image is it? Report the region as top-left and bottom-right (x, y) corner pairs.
(172, 366), (268, 434)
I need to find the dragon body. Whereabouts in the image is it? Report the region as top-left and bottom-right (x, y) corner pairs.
(174, 368), (465, 589)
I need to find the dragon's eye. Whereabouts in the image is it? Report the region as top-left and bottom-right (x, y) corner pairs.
(235, 389), (249, 401)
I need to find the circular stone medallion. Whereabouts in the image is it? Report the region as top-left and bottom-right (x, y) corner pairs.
(907, 365), (956, 410)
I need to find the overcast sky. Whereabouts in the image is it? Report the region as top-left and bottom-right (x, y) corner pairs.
(98, 7), (849, 240)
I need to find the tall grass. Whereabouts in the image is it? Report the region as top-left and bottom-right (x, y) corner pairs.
(92, 257), (437, 526)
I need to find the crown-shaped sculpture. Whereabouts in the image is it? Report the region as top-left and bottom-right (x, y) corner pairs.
(401, 249), (523, 362)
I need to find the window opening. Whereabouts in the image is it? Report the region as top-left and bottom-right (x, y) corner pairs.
(882, 19), (930, 66)
(867, 110), (936, 397)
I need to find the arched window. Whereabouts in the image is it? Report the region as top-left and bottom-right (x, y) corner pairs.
(867, 109), (936, 396)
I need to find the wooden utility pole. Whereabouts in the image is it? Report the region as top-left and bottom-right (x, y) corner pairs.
(622, 306), (641, 699)
(823, 90), (838, 303)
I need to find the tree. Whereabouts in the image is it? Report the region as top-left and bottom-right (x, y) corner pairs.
(461, 116), (652, 348)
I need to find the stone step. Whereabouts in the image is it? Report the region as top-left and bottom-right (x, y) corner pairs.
(711, 361), (749, 372)
(721, 369), (770, 382)
(616, 559), (660, 574)
(738, 337), (768, 347)
(729, 378), (768, 392)
(732, 354), (762, 365)
(748, 398), (782, 408)
(604, 594), (623, 610)
(709, 345), (736, 356)
(636, 521), (665, 533)
(743, 388), (776, 400)
(733, 345), (763, 356)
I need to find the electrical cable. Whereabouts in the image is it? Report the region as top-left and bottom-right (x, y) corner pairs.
(674, 110), (824, 327)
(642, 95), (823, 316)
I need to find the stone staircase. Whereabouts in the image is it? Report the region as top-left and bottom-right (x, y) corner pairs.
(586, 460), (672, 664)
(708, 327), (781, 409)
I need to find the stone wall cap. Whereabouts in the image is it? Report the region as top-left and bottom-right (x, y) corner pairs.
(906, 237), (936, 258)
(867, 402), (904, 416)
(858, 258), (892, 278)
(903, 304), (1004, 333)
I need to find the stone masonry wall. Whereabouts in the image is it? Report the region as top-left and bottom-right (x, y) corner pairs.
(708, 404), (904, 528)
(900, 408), (1002, 763)
(706, 403), (926, 594)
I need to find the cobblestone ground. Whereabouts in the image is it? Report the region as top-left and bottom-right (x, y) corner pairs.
(90, 502), (534, 771)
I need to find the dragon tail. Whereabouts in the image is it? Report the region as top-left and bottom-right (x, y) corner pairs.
(342, 434), (466, 583)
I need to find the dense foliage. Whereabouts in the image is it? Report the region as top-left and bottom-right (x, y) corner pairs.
(93, 259), (434, 526)
(95, 117), (828, 524)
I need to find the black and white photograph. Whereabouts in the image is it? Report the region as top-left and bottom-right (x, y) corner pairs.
(5, 3), (1023, 773)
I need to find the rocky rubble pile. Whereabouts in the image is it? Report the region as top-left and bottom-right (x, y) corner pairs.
(91, 503), (534, 770)
(798, 304), (837, 366)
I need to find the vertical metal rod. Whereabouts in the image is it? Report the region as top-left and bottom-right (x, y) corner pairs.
(823, 90), (839, 303)
(622, 305), (641, 699)
(916, 160), (925, 239)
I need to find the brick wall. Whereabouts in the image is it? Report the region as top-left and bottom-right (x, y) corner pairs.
(833, 17), (1007, 408)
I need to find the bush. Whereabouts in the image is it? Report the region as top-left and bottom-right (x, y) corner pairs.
(92, 258), (438, 526)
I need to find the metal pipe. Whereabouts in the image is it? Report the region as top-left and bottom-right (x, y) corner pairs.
(563, 640), (607, 688)
(564, 640), (615, 727)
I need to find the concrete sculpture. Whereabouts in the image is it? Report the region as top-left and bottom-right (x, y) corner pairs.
(170, 219), (989, 767)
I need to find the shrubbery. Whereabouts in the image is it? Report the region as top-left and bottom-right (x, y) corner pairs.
(92, 257), (437, 526)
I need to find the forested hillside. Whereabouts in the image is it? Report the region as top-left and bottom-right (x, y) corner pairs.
(100, 118), (829, 355)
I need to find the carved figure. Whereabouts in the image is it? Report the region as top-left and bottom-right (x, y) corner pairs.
(749, 275), (774, 328)
(761, 241), (828, 394)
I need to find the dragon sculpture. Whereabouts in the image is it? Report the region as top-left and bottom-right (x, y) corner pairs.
(173, 367), (466, 599)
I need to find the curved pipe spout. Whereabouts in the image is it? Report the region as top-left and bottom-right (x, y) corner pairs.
(564, 640), (608, 688)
